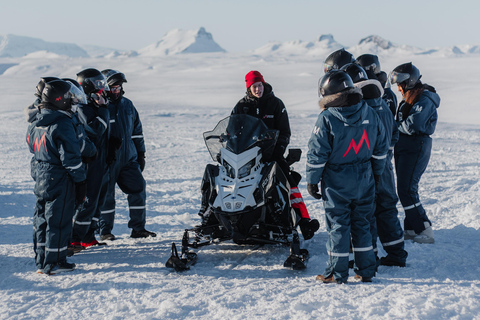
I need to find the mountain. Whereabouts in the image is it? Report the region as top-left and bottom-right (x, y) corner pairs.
(138, 27), (226, 56)
(0, 34), (89, 58)
(252, 34), (343, 57)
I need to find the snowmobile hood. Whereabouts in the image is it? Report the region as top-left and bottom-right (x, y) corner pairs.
(327, 100), (370, 127)
(35, 109), (72, 127)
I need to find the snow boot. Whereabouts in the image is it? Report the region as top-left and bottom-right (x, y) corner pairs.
(380, 255), (406, 267)
(316, 274), (346, 284)
(100, 233), (116, 241)
(44, 260), (76, 275)
(354, 274), (372, 283)
(404, 230), (416, 240)
(413, 222), (434, 244)
(131, 229), (157, 238)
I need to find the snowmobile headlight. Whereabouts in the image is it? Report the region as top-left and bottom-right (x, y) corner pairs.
(238, 159), (255, 179)
(223, 160), (235, 179)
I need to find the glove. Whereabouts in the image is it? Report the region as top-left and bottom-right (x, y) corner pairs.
(307, 183), (322, 199)
(75, 180), (87, 205)
(137, 152), (145, 172)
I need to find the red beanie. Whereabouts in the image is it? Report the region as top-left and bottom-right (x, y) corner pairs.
(245, 70), (265, 88)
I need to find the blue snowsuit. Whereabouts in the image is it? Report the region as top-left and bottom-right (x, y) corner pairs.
(395, 84), (440, 234)
(27, 108), (86, 271)
(307, 88), (388, 282)
(383, 87), (398, 116)
(98, 96), (146, 235)
(71, 101), (110, 243)
(358, 80), (407, 264)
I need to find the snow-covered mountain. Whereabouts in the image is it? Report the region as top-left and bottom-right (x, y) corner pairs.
(253, 34), (478, 58)
(252, 34), (343, 57)
(138, 27), (226, 56)
(0, 34), (89, 58)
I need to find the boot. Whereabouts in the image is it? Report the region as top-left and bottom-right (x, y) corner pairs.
(413, 222), (434, 244)
(404, 230), (416, 240)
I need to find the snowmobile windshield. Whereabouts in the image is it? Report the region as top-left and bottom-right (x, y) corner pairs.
(203, 114), (279, 162)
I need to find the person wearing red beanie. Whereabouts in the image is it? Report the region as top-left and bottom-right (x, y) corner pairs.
(229, 70), (320, 240)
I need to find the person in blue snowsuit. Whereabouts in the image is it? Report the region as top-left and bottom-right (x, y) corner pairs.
(97, 69), (156, 239)
(390, 62), (440, 244)
(26, 79), (88, 274)
(306, 70), (389, 284)
(342, 63), (408, 267)
(26, 78), (97, 188)
(70, 68), (111, 249)
(355, 54), (398, 116)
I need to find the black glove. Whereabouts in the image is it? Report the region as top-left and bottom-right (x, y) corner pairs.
(75, 180), (87, 205)
(307, 183), (322, 199)
(137, 152), (145, 172)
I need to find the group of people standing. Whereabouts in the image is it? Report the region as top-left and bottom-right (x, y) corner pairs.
(25, 49), (439, 280)
(305, 49), (440, 283)
(26, 68), (155, 275)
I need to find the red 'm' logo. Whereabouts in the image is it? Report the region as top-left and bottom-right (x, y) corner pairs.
(343, 129), (370, 157)
(55, 96), (62, 102)
(33, 132), (47, 152)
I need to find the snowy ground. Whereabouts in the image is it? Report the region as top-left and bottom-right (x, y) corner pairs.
(0, 53), (480, 319)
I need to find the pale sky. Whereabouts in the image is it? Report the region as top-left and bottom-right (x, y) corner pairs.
(1, 0), (477, 52)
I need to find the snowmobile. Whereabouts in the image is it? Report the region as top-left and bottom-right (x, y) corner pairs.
(166, 114), (308, 271)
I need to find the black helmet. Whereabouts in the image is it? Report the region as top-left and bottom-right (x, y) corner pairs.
(42, 79), (87, 110)
(318, 70), (355, 97)
(62, 78), (83, 91)
(35, 77), (60, 98)
(355, 54), (381, 75)
(324, 49), (355, 73)
(389, 62), (422, 90)
(76, 68), (109, 95)
(101, 69), (127, 86)
(340, 63), (368, 84)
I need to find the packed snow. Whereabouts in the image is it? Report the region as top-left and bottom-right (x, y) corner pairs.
(0, 42), (480, 319)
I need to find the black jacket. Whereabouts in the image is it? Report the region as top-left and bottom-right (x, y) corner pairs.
(231, 83), (291, 157)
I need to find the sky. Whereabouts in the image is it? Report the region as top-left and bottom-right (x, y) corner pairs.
(1, 0), (478, 52)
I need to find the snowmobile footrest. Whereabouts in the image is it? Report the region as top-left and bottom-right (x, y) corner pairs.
(165, 242), (197, 271)
(284, 249), (308, 270)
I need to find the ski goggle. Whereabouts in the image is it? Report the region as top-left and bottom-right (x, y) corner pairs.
(388, 71), (410, 85)
(110, 86), (122, 92)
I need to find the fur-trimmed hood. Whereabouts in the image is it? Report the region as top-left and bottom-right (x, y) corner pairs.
(319, 87), (363, 110)
(354, 79), (384, 100)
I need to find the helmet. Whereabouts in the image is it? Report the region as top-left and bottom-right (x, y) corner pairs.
(101, 69), (127, 86)
(324, 48), (355, 73)
(42, 79), (87, 110)
(340, 63), (368, 84)
(389, 62), (422, 90)
(318, 70), (354, 97)
(62, 78), (84, 91)
(76, 68), (109, 95)
(355, 54), (381, 75)
(35, 77), (60, 98)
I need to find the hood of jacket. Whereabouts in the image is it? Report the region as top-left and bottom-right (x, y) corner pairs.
(354, 79), (384, 100)
(323, 88), (370, 127)
(35, 108), (72, 127)
(421, 85), (441, 109)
